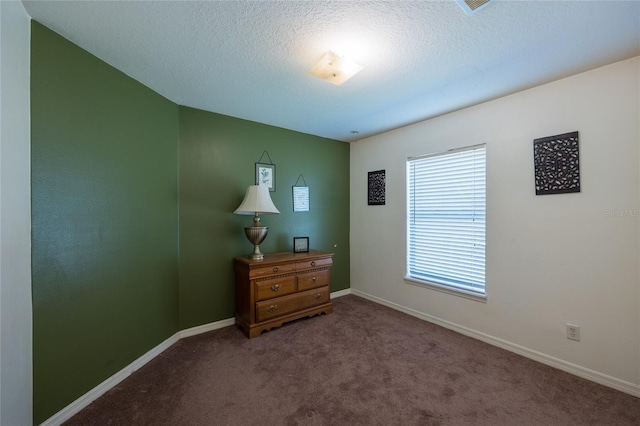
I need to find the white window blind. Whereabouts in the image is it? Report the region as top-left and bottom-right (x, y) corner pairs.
(407, 144), (486, 295)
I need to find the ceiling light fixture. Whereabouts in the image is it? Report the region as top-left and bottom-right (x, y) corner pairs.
(308, 51), (364, 86)
(456, 0), (492, 15)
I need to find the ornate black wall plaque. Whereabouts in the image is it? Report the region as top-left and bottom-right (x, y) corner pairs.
(533, 131), (580, 195)
(368, 170), (386, 205)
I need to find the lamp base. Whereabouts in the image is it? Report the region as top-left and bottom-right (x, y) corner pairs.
(244, 225), (268, 260)
(248, 246), (264, 260)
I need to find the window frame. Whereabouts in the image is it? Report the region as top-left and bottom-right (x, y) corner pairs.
(405, 144), (487, 302)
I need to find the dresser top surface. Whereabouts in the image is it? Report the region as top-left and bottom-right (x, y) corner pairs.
(234, 250), (333, 267)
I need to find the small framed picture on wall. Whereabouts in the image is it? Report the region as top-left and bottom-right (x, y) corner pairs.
(255, 162), (276, 192)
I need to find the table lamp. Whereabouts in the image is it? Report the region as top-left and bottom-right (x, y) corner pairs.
(234, 185), (280, 260)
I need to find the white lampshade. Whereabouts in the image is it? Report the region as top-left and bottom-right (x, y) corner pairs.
(234, 185), (280, 215)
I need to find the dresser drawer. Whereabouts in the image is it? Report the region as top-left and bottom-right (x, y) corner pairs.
(255, 275), (296, 301)
(255, 287), (330, 322)
(297, 270), (330, 291)
(250, 262), (296, 279)
(295, 257), (332, 271)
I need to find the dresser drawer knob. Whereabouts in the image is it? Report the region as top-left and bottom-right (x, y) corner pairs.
(311, 261), (316, 267)
(273, 267), (279, 273)
(314, 293), (322, 299)
(271, 284), (281, 291)
(311, 277), (317, 283)
(267, 305), (278, 313)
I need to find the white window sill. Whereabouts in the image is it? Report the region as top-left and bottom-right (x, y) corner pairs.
(404, 276), (487, 303)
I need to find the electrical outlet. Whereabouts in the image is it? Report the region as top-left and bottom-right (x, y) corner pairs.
(566, 324), (580, 341)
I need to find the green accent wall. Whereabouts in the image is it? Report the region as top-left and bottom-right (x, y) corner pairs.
(178, 107), (350, 328)
(31, 22), (350, 424)
(31, 22), (179, 423)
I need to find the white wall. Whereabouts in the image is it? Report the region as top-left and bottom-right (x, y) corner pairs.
(350, 57), (640, 393)
(0, 1), (33, 424)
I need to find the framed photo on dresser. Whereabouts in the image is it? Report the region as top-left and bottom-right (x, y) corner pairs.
(293, 237), (309, 253)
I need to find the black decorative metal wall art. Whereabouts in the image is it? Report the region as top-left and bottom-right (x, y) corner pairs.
(368, 170), (386, 205)
(533, 131), (580, 195)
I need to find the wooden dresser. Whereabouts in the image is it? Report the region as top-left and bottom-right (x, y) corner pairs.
(234, 250), (333, 338)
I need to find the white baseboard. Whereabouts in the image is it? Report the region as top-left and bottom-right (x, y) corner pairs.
(351, 288), (640, 399)
(330, 288), (352, 299)
(178, 318), (236, 339)
(42, 288), (353, 425)
(40, 333), (178, 426)
(40, 316), (234, 426)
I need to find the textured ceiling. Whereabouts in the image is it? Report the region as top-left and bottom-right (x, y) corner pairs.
(22, 1), (640, 142)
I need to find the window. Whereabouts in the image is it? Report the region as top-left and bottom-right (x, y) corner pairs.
(406, 144), (486, 297)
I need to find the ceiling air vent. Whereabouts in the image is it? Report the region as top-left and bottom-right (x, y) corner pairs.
(456, 0), (492, 15)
